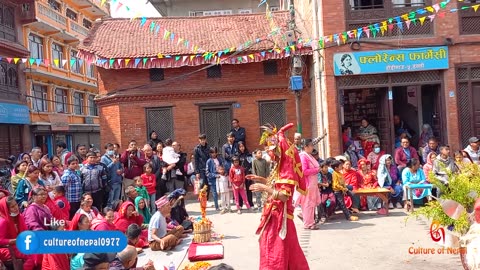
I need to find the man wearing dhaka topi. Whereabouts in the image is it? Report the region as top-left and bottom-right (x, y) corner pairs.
(246, 123), (310, 270)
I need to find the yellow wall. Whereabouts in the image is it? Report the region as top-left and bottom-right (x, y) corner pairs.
(22, 0), (108, 125)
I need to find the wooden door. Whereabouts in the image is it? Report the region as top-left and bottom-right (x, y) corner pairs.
(472, 84), (480, 136)
(376, 87), (394, 154)
(200, 106), (232, 149)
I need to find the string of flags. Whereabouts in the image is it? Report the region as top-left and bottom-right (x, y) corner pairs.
(3, 1), (480, 68)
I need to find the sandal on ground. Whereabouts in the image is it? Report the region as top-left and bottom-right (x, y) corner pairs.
(349, 216), (359, 221)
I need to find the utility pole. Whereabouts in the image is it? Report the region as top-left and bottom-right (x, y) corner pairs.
(288, 0), (303, 134)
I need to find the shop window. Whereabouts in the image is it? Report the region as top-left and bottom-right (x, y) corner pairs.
(207, 65), (222, 78)
(55, 88), (68, 113)
(66, 8), (77, 22)
(51, 43), (64, 68)
(149, 68), (164, 81)
(29, 34), (44, 59)
(32, 84), (48, 112)
(258, 100), (286, 129)
(88, 95), (98, 116)
(83, 19), (92, 29)
(73, 92), (84, 115)
(70, 50), (82, 74)
(263, 61), (278, 75)
(146, 107), (174, 142)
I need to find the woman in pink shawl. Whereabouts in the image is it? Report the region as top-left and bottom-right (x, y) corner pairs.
(296, 139), (321, 230)
(91, 207), (117, 231)
(113, 201), (148, 247)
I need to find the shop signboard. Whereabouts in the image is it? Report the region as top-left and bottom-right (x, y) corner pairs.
(0, 102), (30, 124)
(333, 46), (449, 76)
(49, 114), (69, 131)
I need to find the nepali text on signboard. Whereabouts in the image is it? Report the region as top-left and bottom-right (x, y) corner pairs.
(333, 46), (449, 76)
(0, 102), (30, 124)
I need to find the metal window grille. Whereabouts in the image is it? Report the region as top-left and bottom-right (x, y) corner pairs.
(88, 95), (97, 116)
(74, 92), (84, 115)
(66, 8), (77, 21)
(146, 107), (174, 142)
(207, 65), (222, 78)
(29, 34), (43, 59)
(263, 61), (278, 75)
(259, 101), (286, 129)
(52, 43), (63, 68)
(458, 82), (473, 146)
(55, 88), (68, 113)
(70, 50), (82, 74)
(32, 84), (47, 112)
(149, 68), (164, 81)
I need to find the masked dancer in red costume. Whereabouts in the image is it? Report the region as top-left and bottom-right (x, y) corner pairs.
(246, 123), (310, 270)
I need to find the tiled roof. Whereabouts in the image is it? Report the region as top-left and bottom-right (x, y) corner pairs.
(79, 11), (292, 59)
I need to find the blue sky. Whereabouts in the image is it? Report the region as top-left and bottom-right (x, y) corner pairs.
(110, 0), (161, 18)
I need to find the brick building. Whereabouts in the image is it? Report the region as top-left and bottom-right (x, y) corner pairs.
(296, 0), (480, 156)
(78, 12), (312, 153)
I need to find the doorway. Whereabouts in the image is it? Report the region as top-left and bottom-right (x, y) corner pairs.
(472, 83), (480, 136)
(199, 105), (232, 149)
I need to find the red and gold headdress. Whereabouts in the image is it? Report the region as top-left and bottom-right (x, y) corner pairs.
(259, 123), (278, 149)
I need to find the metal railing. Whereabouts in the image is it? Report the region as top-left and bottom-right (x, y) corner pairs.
(37, 2), (66, 26)
(70, 21), (89, 37)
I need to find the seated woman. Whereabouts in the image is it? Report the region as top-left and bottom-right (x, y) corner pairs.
(418, 124), (434, 158)
(10, 160), (28, 194)
(135, 197), (151, 228)
(402, 158), (432, 211)
(92, 207), (117, 231)
(342, 160), (362, 213)
(76, 193), (101, 222)
(114, 201), (148, 248)
(15, 165), (45, 212)
(357, 159), (379, 211)
(23, 187), (52, 231)
(377, 154), (402, 209)
(356, 118), (380, 157)
(69, 214), (93, 270)
(0, 196), (37, 269)
(167, 189), (192, 231)
(366, 143), (385, 170)
(148, 196), (186, 251)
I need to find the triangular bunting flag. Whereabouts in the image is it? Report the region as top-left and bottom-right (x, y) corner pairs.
(70, 59), (76, 67)
(388, 23), (394, 31)
(473, 4), (480, 12)
(190, 55), (195, 61)
(101, 0), (107, 6)
(109, 59), (114, 67)
(157, 53), (164, 59)
(248, 54), (254, 59)
(5, 58), (12, 63)
(405, 20), (411, 29)
(140, 17), (147, 27)
(61, 59), (68, 67)
(182, 56), (188, 62)
(115, 2), (123, 12)
(134, 58), (141, 67)
(155, 25), (161, 35)
(419, 16), (426, 25)
(117, 59), (122, 65)
(357, 28), (363, 39)
(21, 58), (27, 64)
(13, 58), (19, 64)
(44, 59), (49, 67)
(175, 56), (180, 61)
(35, 59), (41, 66)
(428, 14), (436, 21)
(397, 22), (403, 31)
(433, 4), (440, 12)
(142, 58), (148, 65)
(170, 33), (175, 41)
(177, 38), (184, 45)
(438, 12), (445, 18)
(163, 30), (170, 40)
(260, 51), (266, 57)
(29, 58), (35, 65)
(125, 59), (131, 66)
(440, 1), (447, 9)
(242, 56), (248, 62)
(78, 59), (83, 66)
(426, 6), (434, 13)
(401, 14), (409, 21)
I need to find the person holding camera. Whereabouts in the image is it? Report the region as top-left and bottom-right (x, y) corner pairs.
(120, 140), (146, 200)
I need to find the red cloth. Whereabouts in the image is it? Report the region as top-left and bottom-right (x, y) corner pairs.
(45, 197), (67, 222)
(68, 213), (84, 230)
(394, 146), (419, 168)
(91, 216), (117, 231)
(120, 151), (146, 179)
(113, 201), (143, 233)
(188, 242), (224, 262)
(41, 254), (70, 270)
(343, 169), (362, 190)
(229, 165), (245, 187)
(256, 123), (309, 270)
(141, 173), (156, 195)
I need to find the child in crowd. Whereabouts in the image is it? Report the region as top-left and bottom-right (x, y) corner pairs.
(53, 185), (70, 221)
(141, 163), (157, 212)
(216, 165), (231, 214)
(206, 147), (223, 211)
(134, 176), (149, 204)
(229, 156), (251, 214)
(61, 156), (82, 219)
(161, 138), (180, 180)
(331, 160), (359, 221)
(317, 161), (336, 224)
(251, 149), (269, 210)
(186, 154), (196, 186)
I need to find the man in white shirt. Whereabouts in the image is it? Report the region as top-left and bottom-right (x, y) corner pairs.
(148, 196), (185, 251)
(30, 147), (43, 168)
(464, 137), (480, 163)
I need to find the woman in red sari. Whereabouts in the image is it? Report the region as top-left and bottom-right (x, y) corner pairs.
(114, 201), (147, 247)
(358, 159), (380, 211)
(247, 123), (309, 270)
(342, 160), (362, 212)
(0, 196), (37, 269)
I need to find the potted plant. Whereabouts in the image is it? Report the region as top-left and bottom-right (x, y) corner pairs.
(410, 163), (480, 246)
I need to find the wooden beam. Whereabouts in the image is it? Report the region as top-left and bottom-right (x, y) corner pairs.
(44, 30), (61, 36)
